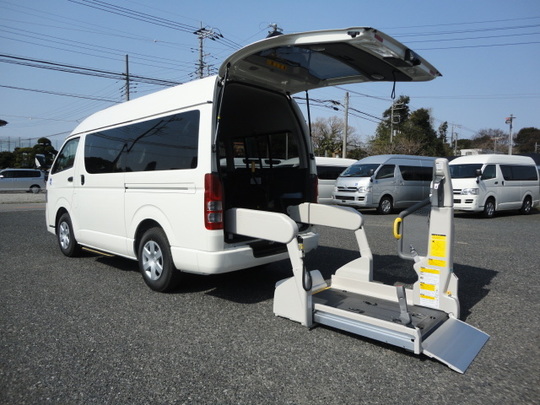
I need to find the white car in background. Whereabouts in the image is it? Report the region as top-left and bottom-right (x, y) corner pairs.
(316, 157), (356, 204)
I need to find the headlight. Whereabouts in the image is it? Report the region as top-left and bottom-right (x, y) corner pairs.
(461, 188), (479, 195)
(357, 185), (372, 192)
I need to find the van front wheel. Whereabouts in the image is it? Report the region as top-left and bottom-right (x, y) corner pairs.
(377, 196), (393, 215)
(57, 213), (81, 257)
(138, 227), (180, 292)
(482, 198), (496, 218)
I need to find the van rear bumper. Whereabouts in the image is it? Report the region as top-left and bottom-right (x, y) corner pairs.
(171, 231), (319, 275)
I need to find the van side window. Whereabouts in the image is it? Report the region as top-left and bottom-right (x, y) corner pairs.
(481, 164), (496, 180)
(85, 110), (200, 174)
(51, 138), (80, 174)
(376, 165), (395, 179)
(317, 166), (346, 180)
(501, 164), (539, 181)
(399, 165), (432, 181)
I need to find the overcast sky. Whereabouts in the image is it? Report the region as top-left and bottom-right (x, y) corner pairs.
(1, 0), (539, 151)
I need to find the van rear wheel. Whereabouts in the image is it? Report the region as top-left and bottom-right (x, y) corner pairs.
(377, 196), (393, 215)
(519, 197), (532, 215)
(138, 227), (180, 292)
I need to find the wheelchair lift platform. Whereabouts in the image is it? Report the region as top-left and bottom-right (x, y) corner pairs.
(225, 158), (489, 373)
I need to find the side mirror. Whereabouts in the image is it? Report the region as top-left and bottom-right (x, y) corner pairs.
(475, 168), (482, 184)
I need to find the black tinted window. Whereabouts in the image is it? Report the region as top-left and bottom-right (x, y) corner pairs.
(375, 165), (395, 179)
(481, 164), (496, 180)
(501, 164), (538, 181)
(52, 138), (80, 174)
(400, 165), (432, 181)
(317, 166), (347, 180)
(85, 111), (200, 174)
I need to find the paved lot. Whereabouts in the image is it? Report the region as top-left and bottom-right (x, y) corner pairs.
(0, 198), (539, 404)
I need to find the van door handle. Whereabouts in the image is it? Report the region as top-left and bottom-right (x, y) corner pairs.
(81, 175), (85, 185)
(68, 176), (73, 182)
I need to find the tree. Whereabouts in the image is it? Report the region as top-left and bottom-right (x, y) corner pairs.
(310, 116), (361, 158)
(471, 129), (508, 153)
(0, 137), (57, 169)
(371, 96), (447, 156)
(0, 151), (15, 168)
(514, 127), (540, 153)
(33, 137), (57, 168)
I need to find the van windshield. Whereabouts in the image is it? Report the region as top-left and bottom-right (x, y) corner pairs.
(449, 164), (483, 178)
(340, 164), (379, 177)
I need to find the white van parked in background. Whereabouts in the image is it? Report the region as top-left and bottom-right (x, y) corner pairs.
(46, 27), (442, 291)
(315, 157), (356, 204)
(332, 154), (435, 214)
(449, 154), (539, 218)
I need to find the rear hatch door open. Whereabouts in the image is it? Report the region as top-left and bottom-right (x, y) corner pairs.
(219, 27), (441, 94)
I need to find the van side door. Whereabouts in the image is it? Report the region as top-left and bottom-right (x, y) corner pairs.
(372, 164), (396, 205)
(499, 164), (522, 209)
(73, 132), (127, 255)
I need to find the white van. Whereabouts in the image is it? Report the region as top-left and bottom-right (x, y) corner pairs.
(46, 27), (441, 291)
(332, 154), (435, 214)
(0, 168), (46, 193)
(449, 154), (539, 218)
(315, 157), (356, 204)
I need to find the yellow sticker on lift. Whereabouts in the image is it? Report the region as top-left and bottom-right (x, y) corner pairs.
(428, 258), (447, 267)
(419, 267), (440, 308)
(430, 234), (447, 258)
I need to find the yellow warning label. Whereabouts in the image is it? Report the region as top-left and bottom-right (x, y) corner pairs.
(420, 267), (440, 275)
(430, 234), (447, 257)
(428, 258), (446, 267)
(420, 282), (436, 291)
(420, 294), (435, 300)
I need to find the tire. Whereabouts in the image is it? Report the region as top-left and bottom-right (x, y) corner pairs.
(377, 195), (393, 215)
(57, 213), (81, 257)
(138, 227), (180, 292)
(519, 196), (532, 215)
(481, 198), (496, 218)
(30, 185), (41, 194)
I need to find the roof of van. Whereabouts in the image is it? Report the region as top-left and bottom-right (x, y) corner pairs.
(315, 157), (357, 166)
(449, 154), (536, 165)
(353, 154), (436, 164)
(70, 76), (218, 136)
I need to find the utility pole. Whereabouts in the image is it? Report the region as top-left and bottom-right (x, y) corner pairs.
(343, 92), (349, 158)
(505, 114), (515, 155)
(194, 26), (222, 79)
(125, 54), (130, 101)
(451, 124), (461, 156)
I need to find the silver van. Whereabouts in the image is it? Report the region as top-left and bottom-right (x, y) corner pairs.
(332, 154), (435, 213)
(0, 168), (46, 193)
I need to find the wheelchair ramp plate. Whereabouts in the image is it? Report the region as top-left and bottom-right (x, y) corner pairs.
(422, 317), (489, 373)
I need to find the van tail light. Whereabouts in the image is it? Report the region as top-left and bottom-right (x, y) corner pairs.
(311, 174), (319, 203)
(204, 173), (224, 230)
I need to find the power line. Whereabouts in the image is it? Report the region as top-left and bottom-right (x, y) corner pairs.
(0, 84), (118, 102)
(0, 54), (181, 87)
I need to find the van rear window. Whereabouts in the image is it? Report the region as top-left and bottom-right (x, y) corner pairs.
(85, 110), (199, 174)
